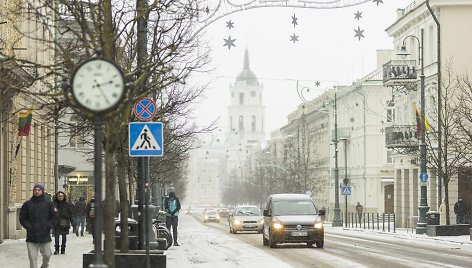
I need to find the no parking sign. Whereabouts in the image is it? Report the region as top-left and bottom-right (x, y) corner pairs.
(133, 97), (157, 121)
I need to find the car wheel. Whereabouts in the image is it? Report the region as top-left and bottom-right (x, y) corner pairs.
(229, 226), (233, 234)
(262, 234), (269, 246)
(268, 230), (277, 248)
(203, 220), (207, 223)
(307, 242), (314, 248)
(217, 220), (220, 223)
(315, 240), (324, 248)
(233, 229), (238, 234)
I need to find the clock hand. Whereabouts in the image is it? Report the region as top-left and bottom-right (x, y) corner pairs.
(93, 80), (111, 105)
(96, 80), (114, 87)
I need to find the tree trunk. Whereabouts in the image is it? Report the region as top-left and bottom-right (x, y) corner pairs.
(104, 150), (116, 268)
(117, 148), (130, 252)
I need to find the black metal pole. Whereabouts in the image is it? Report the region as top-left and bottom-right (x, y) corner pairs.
(144, 157), (150, 268)
(417, 29), (430, 234)
(426, 0), (442, 209)
(344, 139), (348, 227)
(333, 92), (342, 226)
(137, 158), (144, 249)
(90, 114), (107, 268)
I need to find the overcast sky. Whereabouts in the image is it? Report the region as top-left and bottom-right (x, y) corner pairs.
(188, 0), (413, 140)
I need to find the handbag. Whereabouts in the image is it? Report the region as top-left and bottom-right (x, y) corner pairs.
(60, 218), (70, 228)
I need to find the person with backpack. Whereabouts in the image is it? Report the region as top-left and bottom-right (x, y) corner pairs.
(164, 192), (181, 246)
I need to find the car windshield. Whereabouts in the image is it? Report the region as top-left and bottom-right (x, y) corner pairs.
(272, 200), (316, 215)
(207, 210), (217, 215)
(234, 207), (261, 216)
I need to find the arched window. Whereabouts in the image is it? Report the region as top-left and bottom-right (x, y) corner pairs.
(251, 115), (256, 131)
(239, 116), (244, 131)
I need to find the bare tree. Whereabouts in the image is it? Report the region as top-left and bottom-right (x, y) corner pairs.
(426, 61), (472, 224)
(6, 0), (211, 264)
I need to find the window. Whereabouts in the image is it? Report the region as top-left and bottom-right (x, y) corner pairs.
(386, 100), (395, 123)
(239, 93), (244, 104)
(251, 115), (256, 131)
(239, 116), (244, 131)
(387, 150), (393, 164)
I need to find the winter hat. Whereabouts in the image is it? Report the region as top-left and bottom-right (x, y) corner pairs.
(33, 182), (44, 192)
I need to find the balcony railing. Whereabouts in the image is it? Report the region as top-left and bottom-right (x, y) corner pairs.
(385, 125), (419, 148)
(383, 60), (417, 86)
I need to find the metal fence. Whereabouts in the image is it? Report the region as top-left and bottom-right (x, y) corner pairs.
(341, 212), (396, 233)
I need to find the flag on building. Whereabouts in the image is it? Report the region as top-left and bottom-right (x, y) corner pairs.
(18, 109), (33, 136)
(414, 103), (430, 137)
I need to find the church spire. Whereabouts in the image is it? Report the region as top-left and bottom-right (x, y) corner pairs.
(244, 48), (250, 70)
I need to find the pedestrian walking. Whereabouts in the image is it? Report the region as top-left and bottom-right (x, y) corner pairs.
(86, 196), (96, 244)
(52, 191), (74, 255)
(356, 202), (363, 222)
(74, 197), (87, 236)
(164, 192), (181, 246)
(454, 197), (467, 224)
(19, 183), (58, 268)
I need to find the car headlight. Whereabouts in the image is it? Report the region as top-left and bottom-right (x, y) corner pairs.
(273, 222), (283, 230)
(204, 215), (209, 219)
(234, 219), (241, 225)
(314, 222), (323, 229)
(216, 215), (220, 219)
(259, 219), (264, 224)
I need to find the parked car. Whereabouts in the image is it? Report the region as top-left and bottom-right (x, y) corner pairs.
(262, 193), (325, 248)
(218, 208), (230, 218)
(228, 206), (263, 234)
(203, 209), (220, 223)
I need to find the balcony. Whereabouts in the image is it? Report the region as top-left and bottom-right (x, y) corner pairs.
(385, 125), (418, 148)
(383, 60), (417, 86)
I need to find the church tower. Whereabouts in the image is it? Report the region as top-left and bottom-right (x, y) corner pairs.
(226, 49), (265, 180)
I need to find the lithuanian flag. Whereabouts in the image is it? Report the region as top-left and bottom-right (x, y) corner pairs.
(18, 109), (33, 136)
(413, 103), (430, 138)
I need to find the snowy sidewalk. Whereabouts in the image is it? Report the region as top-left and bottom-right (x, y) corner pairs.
(324, 223), (472, 246)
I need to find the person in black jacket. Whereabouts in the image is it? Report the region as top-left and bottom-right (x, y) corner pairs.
(164, 192), (181, 246)
(454, 197), (467, 224)
(74, 197), (87, 236)
(19, 183), (58, 268)
(53, 191), (74, 255)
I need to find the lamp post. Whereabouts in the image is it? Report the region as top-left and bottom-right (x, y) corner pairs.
(397, 29), (430, 234)
(332, 92), (342, 227)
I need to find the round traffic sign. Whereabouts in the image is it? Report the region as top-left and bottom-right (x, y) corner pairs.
(133, 97), (157, 121)
(420, 172), (428, 182)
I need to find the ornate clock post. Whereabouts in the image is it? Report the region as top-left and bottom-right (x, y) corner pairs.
(69, 57), (125, 268)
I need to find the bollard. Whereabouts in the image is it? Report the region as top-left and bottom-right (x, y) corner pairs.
(382, 213), (385, 232)
(377, 213), (379, 231)
(367, 213), (370, 229)
(393, 213), (396, 233)
(355, 212), (358, 228)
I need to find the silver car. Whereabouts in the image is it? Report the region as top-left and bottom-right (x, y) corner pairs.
(228, 206), (264, 234)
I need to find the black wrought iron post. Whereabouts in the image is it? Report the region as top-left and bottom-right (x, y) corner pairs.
(332, 92), (342, 226)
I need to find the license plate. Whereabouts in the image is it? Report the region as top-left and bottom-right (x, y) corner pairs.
(291, 231), (307, 236)
(244, 225), (257, 228)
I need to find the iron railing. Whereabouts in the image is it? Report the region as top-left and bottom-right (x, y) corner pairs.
(342, 212), (396, 233)
(385, 125), (419, 148)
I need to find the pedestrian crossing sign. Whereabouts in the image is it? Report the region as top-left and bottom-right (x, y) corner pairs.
(341, 185), (351, 195)
(129, 122), (163, 157)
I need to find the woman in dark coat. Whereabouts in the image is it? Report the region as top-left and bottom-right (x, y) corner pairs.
(53, 191), (73, 255)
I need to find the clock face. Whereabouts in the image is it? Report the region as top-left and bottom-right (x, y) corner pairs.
(71, 58), (125, 113)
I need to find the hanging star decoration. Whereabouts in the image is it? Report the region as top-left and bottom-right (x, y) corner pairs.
(290, 34), (299, 43)
(223, 36), (236, 50)
(291, 14), (298, 27)
(226, 20), (234, 30)
(354, 26), (365, 41)
(354, 11), (362, 20)
(373, 0), (383, 6)
(315, 81), (321, 87)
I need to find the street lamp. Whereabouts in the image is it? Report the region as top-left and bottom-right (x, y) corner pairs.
(397, 29), (430, 234)
(331, 92), (342, 227)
